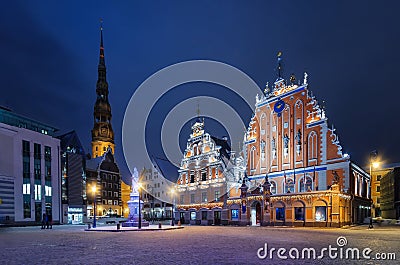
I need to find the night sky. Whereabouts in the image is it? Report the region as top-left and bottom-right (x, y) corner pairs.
(2, 1), (400, 182)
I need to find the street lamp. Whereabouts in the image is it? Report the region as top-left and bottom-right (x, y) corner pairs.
(92, 185), (97, 228)
(368, 151), (379, 228)
(170, 187), (175, 226)
(138, 182), (142, 229)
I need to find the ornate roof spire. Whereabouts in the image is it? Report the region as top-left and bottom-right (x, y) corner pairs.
(277, 51), (283, 79)
(99, 18), (105, 67)
(92, 19), (114, 158)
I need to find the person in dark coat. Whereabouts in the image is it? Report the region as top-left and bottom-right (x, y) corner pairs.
(45, 213), (49, 229)
(41, 213), (46, 229)
(48, 214), (52, 229)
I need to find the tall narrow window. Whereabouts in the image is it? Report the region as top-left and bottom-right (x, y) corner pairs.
(308, 131), (318, 159)
(250, 146), (256, 170)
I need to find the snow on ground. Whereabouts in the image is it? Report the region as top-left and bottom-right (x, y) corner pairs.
(0, 225), (399, 264)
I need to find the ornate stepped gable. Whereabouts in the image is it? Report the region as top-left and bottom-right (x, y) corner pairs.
(178, 118), (230, 186)
(176, 118), (241, 208)
(244, 70), (348, 193)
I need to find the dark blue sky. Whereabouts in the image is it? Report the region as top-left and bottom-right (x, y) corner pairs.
(1, 1), (400, 182)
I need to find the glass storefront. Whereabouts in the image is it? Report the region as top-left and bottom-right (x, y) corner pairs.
(68, 207), (83, 224)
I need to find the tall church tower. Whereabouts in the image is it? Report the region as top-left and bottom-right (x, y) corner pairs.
(91, 22), (115, 158)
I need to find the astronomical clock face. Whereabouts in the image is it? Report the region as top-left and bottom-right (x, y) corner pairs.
(100, 126), (108, 136)
(274, 99), (285, 114)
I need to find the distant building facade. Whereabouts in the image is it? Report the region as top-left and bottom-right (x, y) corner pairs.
(380, 167), (400, 219)
(369, 162), (400, 218)
(121, 180), (130, 218)
(0, 107), (61, 225)
(58, 131), (87, 224)
(86, 148), (122, 217)
(140, 165), (173, 222)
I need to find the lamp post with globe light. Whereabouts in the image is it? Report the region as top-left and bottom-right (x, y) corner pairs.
(92, 185), (97, 228)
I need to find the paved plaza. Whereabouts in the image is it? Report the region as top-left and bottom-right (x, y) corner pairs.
(0, 224), (399, 264)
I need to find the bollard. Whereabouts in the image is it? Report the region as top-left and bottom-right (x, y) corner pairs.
(178, 220), (181, 226)
(117, 223), (120, 230)
(88, 223), (91, 229)
(158, 223), (162, 229)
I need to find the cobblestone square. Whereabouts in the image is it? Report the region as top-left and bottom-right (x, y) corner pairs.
(1, 225), (399, 264)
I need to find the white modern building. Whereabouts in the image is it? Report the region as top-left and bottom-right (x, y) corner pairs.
(0, 107), (61, 225)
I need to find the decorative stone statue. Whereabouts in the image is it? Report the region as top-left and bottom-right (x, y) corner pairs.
(295, 129), (302, 155)
(271, 137), (276, 159)
(131, 167), (139, 195)
(283, 134), (289, 158)
(332, 171), (340, 185)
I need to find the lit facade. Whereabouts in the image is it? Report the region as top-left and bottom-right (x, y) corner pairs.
(86, 148), (122, 217)
(0, 107), (61, 225)
(175, 60), (372, 227)
(176, 119), (241, 225)
(239, 72), (372, 227)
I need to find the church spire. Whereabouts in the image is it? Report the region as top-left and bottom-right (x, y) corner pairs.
(91, 20), (115, 158)
(99, 19), (105, 67)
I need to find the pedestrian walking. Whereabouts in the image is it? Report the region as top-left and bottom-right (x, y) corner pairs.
(45, 213), (49, 229)
(48, 214), (52, 229)
(41, 213), (46, 229)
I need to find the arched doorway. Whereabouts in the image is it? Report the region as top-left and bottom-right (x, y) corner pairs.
(250, 201), (262, 226)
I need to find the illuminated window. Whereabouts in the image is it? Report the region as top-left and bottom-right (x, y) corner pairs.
(285, 179), (294, 193)
(34, 185), (41, 200)
(315, 206), (326, 221)
(300, 177), (313, 192)
(270, 181), (277, 194)
(231, 209), (239, 220)
(190, 211), (196, 220)
(23, 183), (31, 195)
(202, 192), (207, 202)
(214, 190), (220, 202)
(45, 185), (52, 196)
